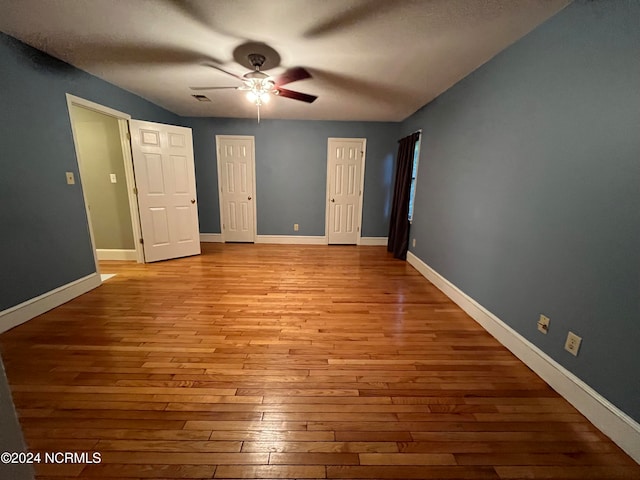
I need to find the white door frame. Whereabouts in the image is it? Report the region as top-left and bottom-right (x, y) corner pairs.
(325, 137), (367, 245)
(215, 135), (257, 243)
(66, 94), (145, 264)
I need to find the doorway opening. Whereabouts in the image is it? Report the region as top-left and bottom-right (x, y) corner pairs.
(66, 94), (144, 267)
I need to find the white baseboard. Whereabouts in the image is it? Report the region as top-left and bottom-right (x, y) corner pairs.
(359, 237), (388, 246)
(255, 235), (327, 245)
(407, 251), (640, 464)
(202, 234), (385, 246)
(0, 273), (102, 334)
(200, 233), (223, 243)
(96, 249), (137, 261)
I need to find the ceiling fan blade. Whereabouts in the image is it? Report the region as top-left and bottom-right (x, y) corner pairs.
(277, 88), (318, 104)
(304, 0), (398, 38)
(61, 42), (223, 67)
(203, 62), (245, 81)
(190, 86), (239, 91)
(274, 67), (312, 87)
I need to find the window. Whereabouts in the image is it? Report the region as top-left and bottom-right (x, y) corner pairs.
(408, 134), (421, 222)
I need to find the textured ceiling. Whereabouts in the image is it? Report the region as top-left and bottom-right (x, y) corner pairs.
(0, 0), (570, 121)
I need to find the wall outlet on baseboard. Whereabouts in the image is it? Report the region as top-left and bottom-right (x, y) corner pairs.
(293, 223), (299, 231)
(564, 331), (582, 356)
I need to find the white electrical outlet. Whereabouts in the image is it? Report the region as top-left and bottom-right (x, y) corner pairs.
(412, 238), (416, 248)
(564, 331), (582, 356)
(65, 172), (75, 185)
(294, 223), (299, 231)
(110, 173), (117, 183)
(537, 314), (550, 334)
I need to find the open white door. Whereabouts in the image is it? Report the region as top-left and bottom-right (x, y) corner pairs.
(326, 138), (366, 244)
(130, 120), (201, 262)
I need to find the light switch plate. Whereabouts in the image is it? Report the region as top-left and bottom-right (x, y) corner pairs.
(66, 172), (75, 185)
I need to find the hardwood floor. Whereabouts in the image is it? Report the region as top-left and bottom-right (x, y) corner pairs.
(1, 244), (637, 479)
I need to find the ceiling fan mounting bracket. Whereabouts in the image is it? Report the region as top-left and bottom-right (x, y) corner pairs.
(248, 53), (266, 70)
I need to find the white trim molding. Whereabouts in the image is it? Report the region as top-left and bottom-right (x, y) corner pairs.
(200, 233), (223, 243)
(0, 273), (101, 334)
(407, 251), (640, 464)
(66, 94), (145, 264)
(65, 94), (131, 119)
(255, 235), (327, 245)
(96, 249), (137, 261)
(359, 237), (388, 246)
(119, 119), (145, 263)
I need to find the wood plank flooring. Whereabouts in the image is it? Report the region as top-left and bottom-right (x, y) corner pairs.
(1, 244), (637, 479)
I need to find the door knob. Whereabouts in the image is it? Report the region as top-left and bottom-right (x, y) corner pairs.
(190, 199), (196, 204)
(331, 198), (335, 203)
(248, 196), (252, 200)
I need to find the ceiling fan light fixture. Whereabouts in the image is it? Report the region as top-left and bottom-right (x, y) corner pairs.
(246, 90), (258, 103)
(245, 86), (271, 105)
(195, 52), (314, 122)
(244, 70), (269, 80)
(262, 79), (275, 90)
(245, 76), (276, 106)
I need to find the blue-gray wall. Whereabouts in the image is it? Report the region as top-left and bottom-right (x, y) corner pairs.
(402, 0), (640, 422)
(0, 31), (398, 312)
(0, 33), (181, 311)
(2, 0), (637, 431)
(186, 117), (398, 237)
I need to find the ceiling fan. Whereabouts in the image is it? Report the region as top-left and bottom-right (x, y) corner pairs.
(190, 53), (317, 122)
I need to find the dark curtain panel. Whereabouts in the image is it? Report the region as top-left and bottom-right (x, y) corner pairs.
(387, 132), (420, 260)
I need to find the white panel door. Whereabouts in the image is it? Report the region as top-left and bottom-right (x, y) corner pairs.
(130, 120), (201, 262)
(327, 138), (366, 244)
(216, 136), (256, 242)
